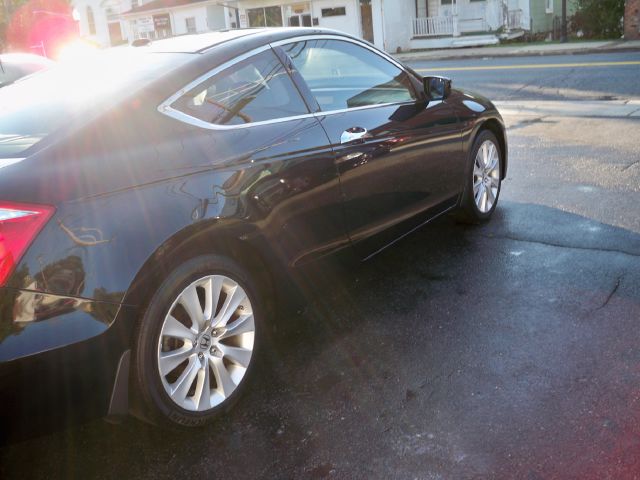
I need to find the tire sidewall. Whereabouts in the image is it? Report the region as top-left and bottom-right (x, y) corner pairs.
(132, 254), (264, 428)
(463, 130), (502, 221)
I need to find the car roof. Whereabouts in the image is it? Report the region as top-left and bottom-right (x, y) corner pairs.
(139, 27), (352, 54)
(145, 29), (266, 53)
(0, 53), (55, 66)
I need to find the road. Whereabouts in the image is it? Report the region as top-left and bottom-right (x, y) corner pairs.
(1, 51), (640, 480)
(411, 51), (640, 101)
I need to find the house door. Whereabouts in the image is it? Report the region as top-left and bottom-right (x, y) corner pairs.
(108, 22), (123, 46)
(359, 0), (374, 43)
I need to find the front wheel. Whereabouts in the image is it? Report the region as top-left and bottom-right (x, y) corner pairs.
(131, 255), (264, 428)
(456, 130), (502, 223)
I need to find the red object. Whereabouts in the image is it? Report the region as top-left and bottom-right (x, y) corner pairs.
(0, 202), (55, 286)
(5, 0), (79, 58)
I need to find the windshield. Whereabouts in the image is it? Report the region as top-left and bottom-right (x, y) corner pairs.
(0, 49), (192, 158)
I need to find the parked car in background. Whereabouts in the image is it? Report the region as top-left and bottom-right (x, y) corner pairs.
(0, 28), (506, 438)
(0, 53), (54, 88)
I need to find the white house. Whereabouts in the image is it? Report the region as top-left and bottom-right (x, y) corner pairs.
(232, 0), (530, 52)
(120, 0), (230, 41)
(409, 0), (531, 50)
(72, 0), (531, 51)
(72, 0), (230, 46)
(72, 0), (131, 47)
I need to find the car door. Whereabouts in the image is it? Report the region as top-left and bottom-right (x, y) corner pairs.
(161, 46), (349, 267)
(277, 37), (462, 259)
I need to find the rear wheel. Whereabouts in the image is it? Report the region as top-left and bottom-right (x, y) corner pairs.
(131, 255), (263, 428)
(456, 130), (502, 223)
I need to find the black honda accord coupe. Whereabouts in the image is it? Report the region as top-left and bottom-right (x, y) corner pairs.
(0, 28), (506, 436)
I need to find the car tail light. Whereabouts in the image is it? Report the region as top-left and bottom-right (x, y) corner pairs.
(0, 202), (55, 286)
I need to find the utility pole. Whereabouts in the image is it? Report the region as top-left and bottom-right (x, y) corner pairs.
(561, 0), (568, 43)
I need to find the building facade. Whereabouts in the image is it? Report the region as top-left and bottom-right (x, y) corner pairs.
(72, 0), (230, 46)
(625, 0), (640, 40)
(72, 0), (129, 47)
(121, 0), (229, 41)
(529, 0), (576, 35)
(234, 1), (369, 44)
(70, 0), (580, 52)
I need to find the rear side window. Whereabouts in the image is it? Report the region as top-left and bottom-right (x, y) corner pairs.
(171, 49), (309, 126)
(0, 64), (26, 88)
(282, 39), (416, 112)
(0, 50), (192, 158)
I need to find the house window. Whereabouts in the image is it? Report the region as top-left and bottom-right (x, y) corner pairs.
(441, 0), (452, 4)
(185, 17), (196, 33)
(131, 0), (139, 9)
(247, 6), (283, 27)
(321, 7), (346, 17)
(546, 0), (554, 13)
(87, 6), (96, 35)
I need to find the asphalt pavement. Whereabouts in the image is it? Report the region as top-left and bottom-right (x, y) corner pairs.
(411, 51), (640, 101)
(1, 51), (640, 480)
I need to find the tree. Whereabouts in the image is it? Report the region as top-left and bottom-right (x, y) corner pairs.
(2, 0), (76, 55)
(572, 0), (625, 38)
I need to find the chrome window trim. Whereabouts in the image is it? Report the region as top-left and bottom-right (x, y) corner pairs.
(158, 34), (419, 131)
(269, 34), (410, 74)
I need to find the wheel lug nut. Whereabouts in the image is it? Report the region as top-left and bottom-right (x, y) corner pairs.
(198, 352), (204, 360)
(210, 347), (217, 355)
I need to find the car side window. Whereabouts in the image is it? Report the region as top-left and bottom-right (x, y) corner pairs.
(281, 39), (417, 112)
(0, 64), (24, 88)
(171, 49), (309, 126)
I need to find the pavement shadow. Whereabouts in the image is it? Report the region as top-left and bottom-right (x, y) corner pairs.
(1, 201), (639, 479)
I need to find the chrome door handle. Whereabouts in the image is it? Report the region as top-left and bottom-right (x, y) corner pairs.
(340, 127), (370, 144)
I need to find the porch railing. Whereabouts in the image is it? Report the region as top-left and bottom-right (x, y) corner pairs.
(412, 16), (455, 37)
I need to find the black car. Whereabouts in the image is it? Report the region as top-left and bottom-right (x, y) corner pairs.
(0, 28), (506, 436)
(0, 53), (54, 89)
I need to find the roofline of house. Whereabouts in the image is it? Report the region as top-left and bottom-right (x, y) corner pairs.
(120, 0), (221, 18)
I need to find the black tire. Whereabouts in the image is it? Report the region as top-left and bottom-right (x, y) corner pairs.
(456, 130), (503, 224)
(130, 254), (265, 428)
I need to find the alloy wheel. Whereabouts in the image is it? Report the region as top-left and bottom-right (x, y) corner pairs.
(472, 139), (501, 213)
(157, 275), (255, 412)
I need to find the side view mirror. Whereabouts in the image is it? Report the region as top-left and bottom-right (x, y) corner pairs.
(423, 76), (452, 101)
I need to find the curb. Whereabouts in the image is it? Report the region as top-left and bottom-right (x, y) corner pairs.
(393, 45), (640, 63)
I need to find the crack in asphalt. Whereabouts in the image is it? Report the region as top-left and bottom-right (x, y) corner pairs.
(622, 159), (640, 171)
(593, 274), (625, 312)
(626, 107), (640, 117)
(479, 233), (640, 259)
(507, 116), (555, 131)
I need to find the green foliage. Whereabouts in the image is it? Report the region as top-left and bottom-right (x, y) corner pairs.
(571, 0), (625, 38)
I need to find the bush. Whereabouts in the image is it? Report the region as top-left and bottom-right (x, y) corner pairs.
(571, 0), (625, 38)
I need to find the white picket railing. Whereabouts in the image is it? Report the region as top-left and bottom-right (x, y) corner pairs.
(412, 16), (456, 37)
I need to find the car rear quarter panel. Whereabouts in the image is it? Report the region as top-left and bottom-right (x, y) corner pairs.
(2, 104), (347, 367)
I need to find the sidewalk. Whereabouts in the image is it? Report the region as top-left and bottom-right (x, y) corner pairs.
(495, 100), (640, 118)
(394, 40), (640, 62)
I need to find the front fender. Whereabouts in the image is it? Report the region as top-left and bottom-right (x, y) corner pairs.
(449, 88), (508, 180)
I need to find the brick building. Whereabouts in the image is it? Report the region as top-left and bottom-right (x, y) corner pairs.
(626, 0), (640, 39)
